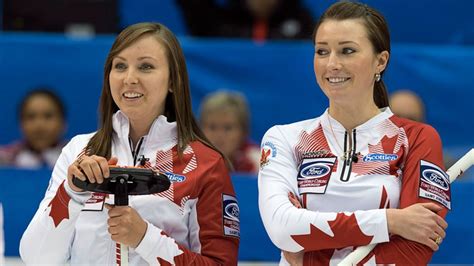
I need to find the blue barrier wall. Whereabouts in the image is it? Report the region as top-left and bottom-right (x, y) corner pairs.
(0, 168), (473, 263)
(0, 34), (473, 155)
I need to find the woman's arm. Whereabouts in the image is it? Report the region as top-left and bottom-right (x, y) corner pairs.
(259, 126), (390, 253)
(133, 154), (239, 265)
(271, 123), (448, 264)
(19, 136), (92, 264)
(364, 124), (450, 265)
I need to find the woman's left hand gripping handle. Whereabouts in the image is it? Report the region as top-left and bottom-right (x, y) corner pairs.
(67, 155), (118, 192)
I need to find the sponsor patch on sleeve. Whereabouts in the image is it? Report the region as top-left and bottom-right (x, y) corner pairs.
(418, 160), (451, 210)
(260, 141), (277, 169)
(297, 157), (336, 194)
(222, 194), (240, 238)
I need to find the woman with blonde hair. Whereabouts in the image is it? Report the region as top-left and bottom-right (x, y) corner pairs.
(200, 90), (260, 174)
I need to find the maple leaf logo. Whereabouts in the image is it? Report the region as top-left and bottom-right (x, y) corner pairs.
(291, 213), (373, 250)
(260, 148), (271, 167)
(48, 182), (71, 227)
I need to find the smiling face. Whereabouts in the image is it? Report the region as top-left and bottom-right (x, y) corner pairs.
(109, 35), (170, 123)
(313, 19), (388, 108)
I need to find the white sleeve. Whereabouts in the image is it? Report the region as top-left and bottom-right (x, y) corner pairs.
(133, 222), (184, 265)
(19, 137), (91, 265)
(258, 126), (389, 252)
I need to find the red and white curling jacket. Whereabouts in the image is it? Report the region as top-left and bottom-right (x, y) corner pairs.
(20, 111), (240, 265)
(258, 108), (450, 265)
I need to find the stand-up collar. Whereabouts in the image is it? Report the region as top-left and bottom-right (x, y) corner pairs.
(320, 107), (393, 132)
(112, 111), (178, 149)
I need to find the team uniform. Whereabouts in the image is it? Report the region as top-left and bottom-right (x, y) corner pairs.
(0, 140), (65, 169)
(258, 108), (450, 265)
(20, 111), (240, 265)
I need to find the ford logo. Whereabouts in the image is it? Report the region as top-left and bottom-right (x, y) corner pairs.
(422, 169), (449, 191)
(164, 172), (186, 183)
(363, 153), (398, 162)
(225, 203), (240, 222)
(300, 163), (330, 179)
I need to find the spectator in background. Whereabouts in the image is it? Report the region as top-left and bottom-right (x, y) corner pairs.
(390, 89), (456, 167)
(177, 0), (314, 42)
(389, 89), (425, 122)
(0, 89), (67, 169)
(3, 0), (118, 34)
(200, 91), (260, 174)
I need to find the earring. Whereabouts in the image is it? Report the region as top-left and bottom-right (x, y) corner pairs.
(375, 73), (381, 82)
(168, 88), (173, 93)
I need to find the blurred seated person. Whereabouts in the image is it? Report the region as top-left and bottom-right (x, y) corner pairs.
(3, 0), (118, 34)
(200, 91), (260, 174)
(389, 89), (425, 122)
(0, 88), (67, 169)
(177, 0), (314, 41)
(390, 89), (456, 167)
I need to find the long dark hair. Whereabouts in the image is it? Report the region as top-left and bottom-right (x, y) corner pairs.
(86, 22), (223, 161)
(313, 1), (390, 108)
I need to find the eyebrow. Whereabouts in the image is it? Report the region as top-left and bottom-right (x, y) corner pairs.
(113, 56), (157, 61)
(315, 41), (359, 45)
(137, 56), (156, 61)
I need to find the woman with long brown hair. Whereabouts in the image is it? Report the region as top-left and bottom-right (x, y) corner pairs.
(20, 22), (239, 265)
(258, 1), (449, 265)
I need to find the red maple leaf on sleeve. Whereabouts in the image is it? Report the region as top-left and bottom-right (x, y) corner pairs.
(291, 213), (373, 250)
(260, 148), (271, 167)
(48, 181), (71, 227)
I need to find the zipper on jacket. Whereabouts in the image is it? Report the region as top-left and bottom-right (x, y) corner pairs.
(129, 137), (144, 166)
(340, 129), (357, 182)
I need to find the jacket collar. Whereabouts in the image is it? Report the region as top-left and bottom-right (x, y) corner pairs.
(112, 111), (178, 150)
(320, 107), (393, 132)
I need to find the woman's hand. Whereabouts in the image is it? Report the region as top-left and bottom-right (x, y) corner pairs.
(387, 202), (447, 251)
(67, 155), (118, 192)
(288, 191), (302, 209)
(106, 204), (148, 248)
(283, 250), (304, 266)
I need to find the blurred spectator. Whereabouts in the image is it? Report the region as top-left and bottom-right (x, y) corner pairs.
(2, 0), (118, 34)
(177, 0), (314, 41)
(200, 91), (260, 174)
(389, 89), (425, 122)
(390, 89), (456, 168)
(0, 89), (67, 169)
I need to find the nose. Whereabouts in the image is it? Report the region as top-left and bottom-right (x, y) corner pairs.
(124, 69), (138, 85)
(327, 53), (342, 70)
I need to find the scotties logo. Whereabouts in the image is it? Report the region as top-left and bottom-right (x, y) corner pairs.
(163, 172), (186, 183)
(363, 153), (398, 162)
